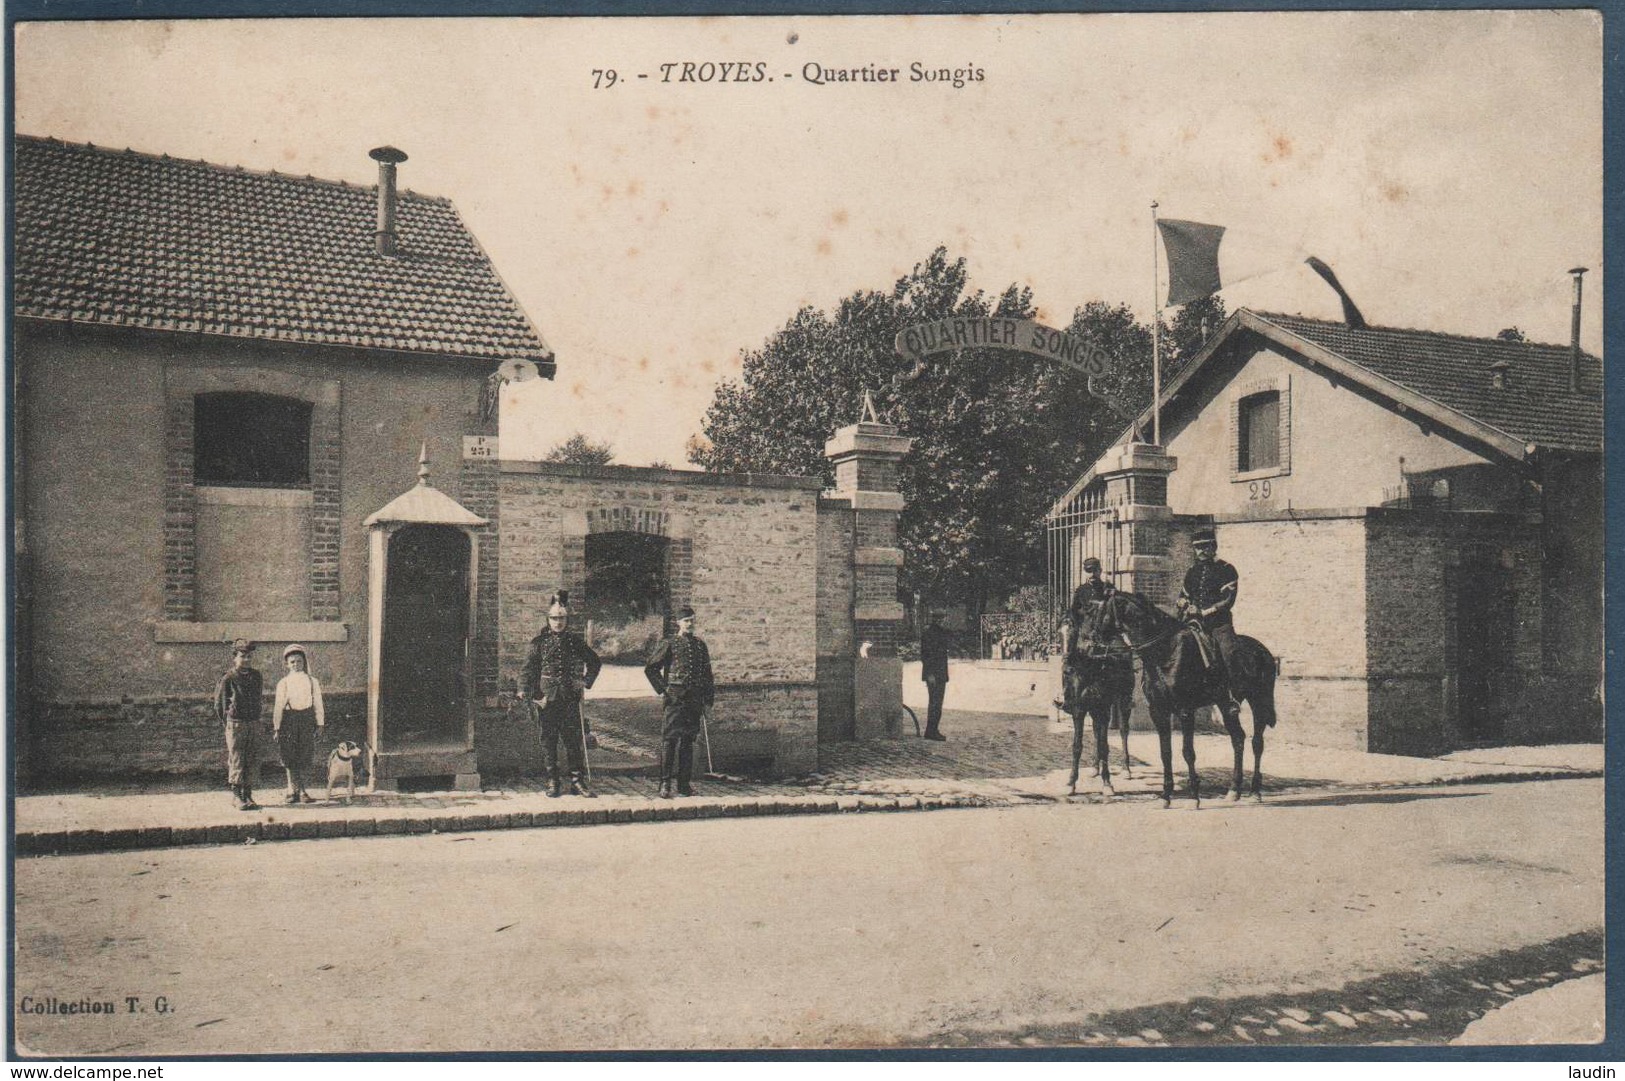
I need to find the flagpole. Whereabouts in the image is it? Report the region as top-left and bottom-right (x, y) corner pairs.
(1150, 200), (1162, 447)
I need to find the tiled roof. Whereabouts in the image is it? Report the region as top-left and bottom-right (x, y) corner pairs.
(1251, 311), (1602, 454)
(13, 135), (554, 368)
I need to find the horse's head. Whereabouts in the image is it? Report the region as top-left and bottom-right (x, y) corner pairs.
(1093, 590), (1130, 643)
(1096, 590), (1178, 650)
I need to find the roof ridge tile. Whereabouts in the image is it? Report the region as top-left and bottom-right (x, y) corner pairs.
(1253, 308), (1597, 360)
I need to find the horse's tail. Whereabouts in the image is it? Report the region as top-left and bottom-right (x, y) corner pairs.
(1247, 648), (1279, 729)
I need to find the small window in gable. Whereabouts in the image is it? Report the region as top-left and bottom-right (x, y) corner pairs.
(194, 392), (313, 488)
(1237, 391), (1281, 473)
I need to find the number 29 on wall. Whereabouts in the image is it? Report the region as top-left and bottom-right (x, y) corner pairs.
(1247, 479), (1273, 501)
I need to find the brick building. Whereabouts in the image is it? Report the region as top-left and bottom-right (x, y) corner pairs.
(1051, 308), (1602, 754)
(13, 136), (554, 781)
(14, 136), (911, 785)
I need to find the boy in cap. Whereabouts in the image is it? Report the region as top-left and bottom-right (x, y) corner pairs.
(520, 591), (602, 797)
(644, 605), (714, 797)
(214, 638), (263, 811)
(272, 644), (326, 804)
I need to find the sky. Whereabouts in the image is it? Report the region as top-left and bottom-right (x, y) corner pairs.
(14, 12), (1604, 466)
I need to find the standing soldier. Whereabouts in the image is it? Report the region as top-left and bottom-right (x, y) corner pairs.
(520, 591), (602, 798)
(918, 608), (950, 741)
(644, 605), (714, 798)
(1177, 528), (1240, 678)
(214, 638), (263, 811)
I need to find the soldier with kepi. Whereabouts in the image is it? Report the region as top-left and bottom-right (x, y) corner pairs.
(1177, 527), (1240, 678)
(644, 605), (715, 798)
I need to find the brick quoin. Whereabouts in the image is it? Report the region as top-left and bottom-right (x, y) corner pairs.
(162, 395), (197, 621)
(461, 454), (502, 700)
(309, 405), (343, 621)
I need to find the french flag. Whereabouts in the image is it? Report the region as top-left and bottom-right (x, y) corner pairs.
(1156, 218), (1366, 328)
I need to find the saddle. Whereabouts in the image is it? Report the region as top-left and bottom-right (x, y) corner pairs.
(1184, 620), (1217, 670)
(1180, 620), (1242, 709)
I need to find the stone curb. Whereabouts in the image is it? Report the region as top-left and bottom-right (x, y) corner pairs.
(14, 791), (996, 858)
(14, 768), (1602, 858)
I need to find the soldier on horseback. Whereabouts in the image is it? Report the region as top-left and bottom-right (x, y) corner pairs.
(1058, 556), (1135, 793)
(1091, 538), (1279, 806)
(1068, 557), (1114, 644)
(1177, 528), (1240, 693)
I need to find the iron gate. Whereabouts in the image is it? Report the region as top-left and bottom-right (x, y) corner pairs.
(1045, 481), (1120, 630)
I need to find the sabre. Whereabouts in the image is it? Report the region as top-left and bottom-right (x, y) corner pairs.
(576, 697), (593, 786)
(700, 706), (715, 776)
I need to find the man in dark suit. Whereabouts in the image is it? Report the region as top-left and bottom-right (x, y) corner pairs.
(520, 591), (602, 798)
(644, 605), (714, 798)
(919, 608), (950, 741)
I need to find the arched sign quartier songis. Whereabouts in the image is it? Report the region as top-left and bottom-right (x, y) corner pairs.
(894, 317), (1108, 376)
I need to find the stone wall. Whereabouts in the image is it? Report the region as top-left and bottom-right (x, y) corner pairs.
(815, 501), (857, 742)
(1185, 507), (1588, 755)
(484, 463), (824, 775)
(30, 691), (368, 782)
(1363, 509), (1574, 753)
(1206, 513), (1372, 750)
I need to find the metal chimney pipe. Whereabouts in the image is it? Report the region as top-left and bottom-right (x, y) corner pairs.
(1568, 266), (1588, 393)
(369, 146), (408, 257)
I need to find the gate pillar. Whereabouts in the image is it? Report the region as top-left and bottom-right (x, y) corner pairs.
(1098, 442), (1179, 606)
(824, 418), (912, 739)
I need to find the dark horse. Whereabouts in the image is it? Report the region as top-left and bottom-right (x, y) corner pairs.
(1095, 590), (1278, 807)
(1059, 615), (1134, 796)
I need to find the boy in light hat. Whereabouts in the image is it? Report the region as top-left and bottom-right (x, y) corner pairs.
(273, 644), (326, 804)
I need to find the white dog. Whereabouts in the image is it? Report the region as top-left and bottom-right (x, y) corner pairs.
(325, 741), (366, 802)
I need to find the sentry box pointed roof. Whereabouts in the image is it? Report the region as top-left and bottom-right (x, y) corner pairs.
(365, 447), (488, 529)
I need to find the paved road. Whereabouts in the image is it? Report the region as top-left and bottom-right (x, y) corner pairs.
(13, 778), (1603, 1055)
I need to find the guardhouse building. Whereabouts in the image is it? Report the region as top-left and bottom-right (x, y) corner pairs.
(1050, 308), (1602, 754)
(13, 136), (554, 782)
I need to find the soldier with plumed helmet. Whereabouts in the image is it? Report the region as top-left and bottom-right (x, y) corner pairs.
(520, 591), (602, 798)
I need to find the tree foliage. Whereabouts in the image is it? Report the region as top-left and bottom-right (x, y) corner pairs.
(545, 432), (615, 466)
(692, 247), (1223, 616)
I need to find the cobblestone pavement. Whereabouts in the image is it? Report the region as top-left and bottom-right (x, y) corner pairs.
(905, 931), (1607, 1048)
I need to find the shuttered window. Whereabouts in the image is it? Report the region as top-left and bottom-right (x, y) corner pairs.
(1238, 391), (1281, 472)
